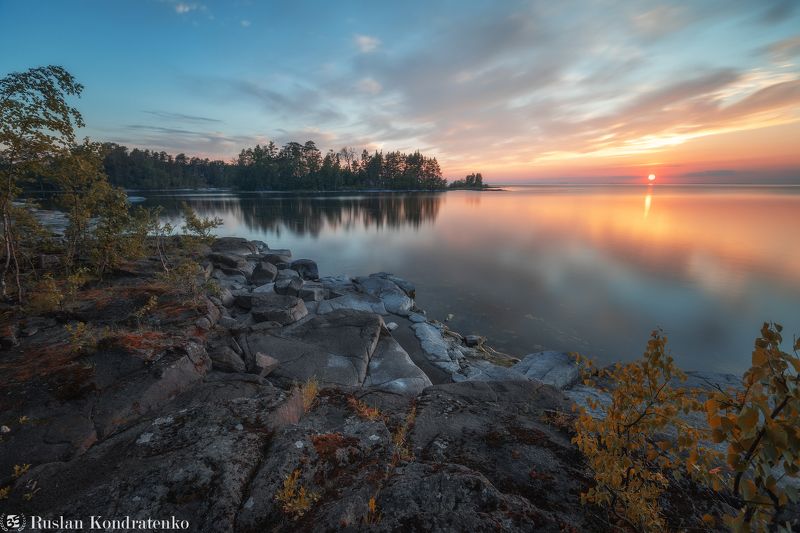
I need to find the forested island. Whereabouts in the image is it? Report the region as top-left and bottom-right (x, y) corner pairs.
(95, 142), (480, 191)
(447, 172), (491, 190)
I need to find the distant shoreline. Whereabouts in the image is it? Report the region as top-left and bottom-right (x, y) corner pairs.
(118, 187), (508, 194)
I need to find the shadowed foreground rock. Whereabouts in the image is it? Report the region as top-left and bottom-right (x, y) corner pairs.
(6, 379), (606, 532)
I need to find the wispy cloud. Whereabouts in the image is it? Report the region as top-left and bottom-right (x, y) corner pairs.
(354, 34), (380, 53)
(174, 3), (196, 15)
(763, 35), (800, 62)
(240, 19), (251, 28)
(113, 124), (266, 159)
(356, 78), (382, 95)
(143, 110), (222, 123)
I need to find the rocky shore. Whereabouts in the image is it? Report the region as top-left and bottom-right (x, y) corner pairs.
(0, 237), (741, 531)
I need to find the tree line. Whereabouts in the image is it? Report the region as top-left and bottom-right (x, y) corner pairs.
(100, 141), (454, 191)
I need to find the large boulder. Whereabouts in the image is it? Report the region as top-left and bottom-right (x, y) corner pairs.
(363, 334), (433, 396)
(251, 352), (280, 377)
(250, 261), (278, 285)
(262, 253), (292, 268)
(210, 346), (246, 373)
(275, 268), (301, 282)
(211, 237), (257, 256)
(250, 294), (308, 325)
(274, 277), (303, 297)
(209, 252), (247, 269)
(290, 259), (319, 280)
(512, 351), (582, 390)
(370, 272), (416, 297)
(298, 282), (325, 302)
(355, 274), (414, 316)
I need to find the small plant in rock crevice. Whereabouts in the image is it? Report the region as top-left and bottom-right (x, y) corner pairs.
(274, 468), (320, 519)
(348, 396), (384, 421)
(301, 377), (319, 413)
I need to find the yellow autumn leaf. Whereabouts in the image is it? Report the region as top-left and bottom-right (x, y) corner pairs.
(737, 407), (759, 432)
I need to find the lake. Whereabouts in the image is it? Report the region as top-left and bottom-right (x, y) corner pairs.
(140, 185), (800, 374)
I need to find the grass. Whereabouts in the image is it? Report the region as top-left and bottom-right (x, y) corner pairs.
(301, 377), (319, 412)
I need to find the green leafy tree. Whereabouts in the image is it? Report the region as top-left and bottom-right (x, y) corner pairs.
(180, 202), (222, 247)
(1, 65), (84, 300)
(51, 139), (112, 270)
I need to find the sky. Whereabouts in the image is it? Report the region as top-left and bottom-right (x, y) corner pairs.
(1, 0), (799, 183)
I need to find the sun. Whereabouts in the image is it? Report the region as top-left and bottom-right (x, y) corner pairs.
(647, 174), (656, 182)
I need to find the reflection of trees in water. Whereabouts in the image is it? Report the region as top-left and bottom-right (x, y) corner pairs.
(148, 193), (443, 237)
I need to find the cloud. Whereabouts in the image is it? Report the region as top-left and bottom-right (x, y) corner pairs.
(356, 78), (382, 95)
(763, 35), (800, 62)
(113, 124), (266, 159)
(679, 169), (738, 178)
(240, 20), (251, 28)
(143, 110), (222, 123)
(760, 0), (798, 24)
(174, 3), (195, 15)
(354, 34), (380, 53)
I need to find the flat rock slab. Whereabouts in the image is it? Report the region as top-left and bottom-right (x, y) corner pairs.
(408, 312), (427, 323)
(411, 322), (460, 373)
(244, 309), (383, 387)
(319, 274), (357, 297)
(317, 293), (387, 315)
(512, 351), (582, 390)
(453, 359), (530, 382)
(674, 371), (743, 392)
(8, 382), (293, 531)
(363, 334), (433, 396)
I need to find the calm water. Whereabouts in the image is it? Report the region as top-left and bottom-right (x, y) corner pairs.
(142, 185), (800, 374)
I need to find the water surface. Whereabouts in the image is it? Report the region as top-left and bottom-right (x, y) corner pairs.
(143, 185), (800, 374)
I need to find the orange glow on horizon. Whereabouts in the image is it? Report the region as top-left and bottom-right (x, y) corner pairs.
(439, 121), (800, 182)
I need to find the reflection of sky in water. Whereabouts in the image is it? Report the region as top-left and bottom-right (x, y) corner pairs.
(144, 186), (800, 374)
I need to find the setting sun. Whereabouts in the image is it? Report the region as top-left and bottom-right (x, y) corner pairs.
(648, 174), (656, 182)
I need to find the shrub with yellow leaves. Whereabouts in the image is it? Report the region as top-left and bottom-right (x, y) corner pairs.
(274, 468), (319, 519)
(572, 330), (710, 531)
(703, 322), (800, 532)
